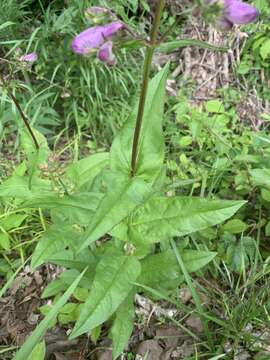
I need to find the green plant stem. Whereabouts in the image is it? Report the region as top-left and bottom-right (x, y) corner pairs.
(130, 0), (166, 177)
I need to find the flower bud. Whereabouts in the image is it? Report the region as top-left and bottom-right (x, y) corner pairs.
(85, 6), (111, 24)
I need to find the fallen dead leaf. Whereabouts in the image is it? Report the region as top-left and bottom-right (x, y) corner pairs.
(156, 325), (184, 348)
(234, 349), (251, 360)
(171, 340), (195, 358)
(179, 288), (192, 305)
(97, 349), (113, 360)
(185, 314), (203, 333)
(136, 339), (163, 360)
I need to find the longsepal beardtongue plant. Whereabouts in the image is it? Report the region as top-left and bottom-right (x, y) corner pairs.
(9, 0), (259, 359)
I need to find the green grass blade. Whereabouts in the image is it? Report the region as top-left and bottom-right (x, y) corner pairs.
(208, 355), (227, 360)
(0, 257), (30, 299)
(12, 268), (87, 360)
(170, 239), (214, 349)
(0, 21), (15, 31)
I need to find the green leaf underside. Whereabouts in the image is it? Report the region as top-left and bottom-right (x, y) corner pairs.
(31, 224), (80, 268)
(111, 294), (135, 360)
(22, 192), (102, 211)
(0, 175), (51, 199)
(24, 192), (103, 226)
(21, 128), (50, 180)
(65, 152), (109, 189)
(0, 233), (10, 251)
(78, 173), (151, 252)
(46, 248), (97, 271)
(122, 196), (246, 244)
(250, 168), (270, 189)
(70, 254), (141, 338)
(139, 249), (216, 290)
(41, 278), (67, 298)
(13, 269), (86, 360)
(21, 128), (49, 163)
(222, 219), (247, 234)
(0, 214), (28, 230)
(21, 128), (49, 190)
(59, 269), (93, 289)
(110, 64), (169, 180)
(27, 340), (46, 360)
(227, 236), (256, 274)
(42, 266), (95, 298)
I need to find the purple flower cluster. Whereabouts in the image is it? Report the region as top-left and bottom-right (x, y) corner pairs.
(71, 12), (125, 66)
(19, 52), (38, 63)
(215, 0), (259, 30)
(71, 21), (125, 65)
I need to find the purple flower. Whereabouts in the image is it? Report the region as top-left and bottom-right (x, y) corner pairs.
(71, 21), (125, 56)
(223, 0), (259, 25)
(19, 52), (38, 63)
(205, 0), (259, 30)
(97, 41), (117, 66)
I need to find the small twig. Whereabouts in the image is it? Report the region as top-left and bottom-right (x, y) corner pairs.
(195, 68), (221, 92)
(8, 92), (39, 150)
(0, 73), (39, 150)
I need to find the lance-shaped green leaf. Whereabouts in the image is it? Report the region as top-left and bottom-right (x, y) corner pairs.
(123, 196), (246, 244)
(78, 172), (151, 252)
(110, 294), (135, 360)
(21, 128), (50, 190)
(70, 253), (140, 338)
(0, 175), (51, 199)
(250, 168), (270, 189)
(46, 249), (97, 271)
(23, 193), (102, 211)
(23, 193), (103, 226)
(0, 214), (28, 231)
(110, 64), (169, 180)
(158, 39), (227, 53)
(42, 268), (94, 298)
(21, 128), (49, 166)
(31, 224), (80, 268)
(66, 152), (109, 189)
(139, 249), (216, 291)
(27, 340), (46, 360)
